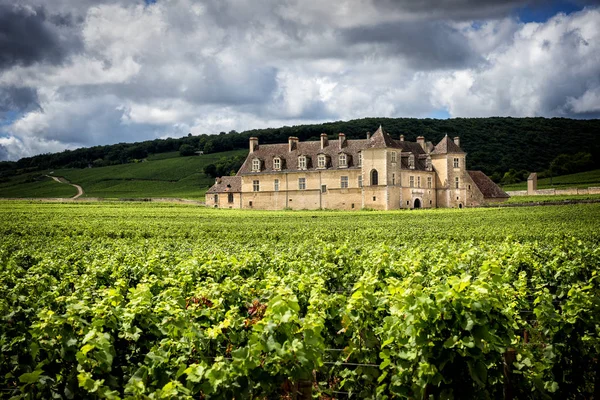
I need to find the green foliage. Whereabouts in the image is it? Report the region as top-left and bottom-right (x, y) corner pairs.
(548, 152), (594, 177)
(179, 144), (196, 157)
(1, 202), (599, 398)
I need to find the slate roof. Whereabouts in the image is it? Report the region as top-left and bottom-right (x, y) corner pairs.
(432, 134), (465, 154)
(467, 171), (509, 199)
(237, 126), (434, 175)
(205, 176), (242, 194)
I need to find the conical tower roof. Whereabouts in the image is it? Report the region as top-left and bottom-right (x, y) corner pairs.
(368, 125), (397, 148)
(431, 134), (465, 154)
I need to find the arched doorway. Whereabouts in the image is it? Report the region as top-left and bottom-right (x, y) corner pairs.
(458, 203), (463, 209)
(370, 169), (378, 185)
(414, 198), (421, 209)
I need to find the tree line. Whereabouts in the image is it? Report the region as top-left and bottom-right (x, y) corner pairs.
(1, 117), (599, 180)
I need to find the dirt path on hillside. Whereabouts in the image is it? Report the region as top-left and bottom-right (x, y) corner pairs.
(46, 175), (84, 199)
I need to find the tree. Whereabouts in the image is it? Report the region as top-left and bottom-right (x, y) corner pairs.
(179, 144), (196, 157)
(204, 164), (217, 178)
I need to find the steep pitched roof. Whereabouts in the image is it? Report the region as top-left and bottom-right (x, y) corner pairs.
(367, 125), (398, 149)
(432, 134), (465, 154)
(206, 176), (241, 194)
(468, 171), (509, 199)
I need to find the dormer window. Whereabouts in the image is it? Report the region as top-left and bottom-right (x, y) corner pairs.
(358, 152), (362, 167)
(273, 157), (281, 171)
(425, 157), (432, 171)
(391, 151), (397, 163)
(317, 154), (326, 169)
(252, 158), (261, 172)
(339, 153), (347, 168)
(298, 155), (307, 170)
(408, 154), (415, 169)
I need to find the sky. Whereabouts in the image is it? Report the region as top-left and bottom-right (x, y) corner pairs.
(0, 0), (599, 161)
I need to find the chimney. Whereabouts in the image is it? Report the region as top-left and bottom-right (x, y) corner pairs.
(320, 133), (328, 149)
(366, 132), (371, 140)
(249, 137), (258, 153)
(215, 177), (221, 184)
(417, 136), (426, 151)
(288, 136), (298, 152)
(339, 133), (346, 148)
(400, 134), (405, 142)
(453, 136), (460, 147)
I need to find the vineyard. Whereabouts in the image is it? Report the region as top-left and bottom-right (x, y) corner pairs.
(1, 202), (600, 399)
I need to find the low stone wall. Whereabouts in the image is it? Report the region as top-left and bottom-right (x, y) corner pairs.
(507, 187), (600, 197)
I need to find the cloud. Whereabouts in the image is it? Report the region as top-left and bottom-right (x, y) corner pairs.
(342, 21), (482, 70)
(432, 8), (600, 117)
(0, 3), (81, 70)
(0, 144), (9, 161)
(0, 0), (599, 161)
(0, 86), (39, 113)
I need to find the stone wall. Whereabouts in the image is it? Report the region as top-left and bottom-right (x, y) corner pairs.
(507, 187), (600, 196)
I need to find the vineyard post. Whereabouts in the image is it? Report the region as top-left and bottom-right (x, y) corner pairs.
(503, 348), (516, 400)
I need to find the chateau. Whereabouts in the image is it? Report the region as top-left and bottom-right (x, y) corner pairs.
(206, 126), (508, 210)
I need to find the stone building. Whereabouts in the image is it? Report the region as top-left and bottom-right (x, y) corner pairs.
(206, 126), (508, 210)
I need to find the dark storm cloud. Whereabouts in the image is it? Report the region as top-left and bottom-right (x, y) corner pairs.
(0, 86), (39, 113)
(0, 4), (81, 70)
(343, 22), (482, 70)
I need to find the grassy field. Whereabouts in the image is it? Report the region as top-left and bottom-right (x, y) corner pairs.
(0, 149), (247, 199)
(502, 169), (600, 191)
(2, 202), (599, 398)
(0, 173), (78, 198)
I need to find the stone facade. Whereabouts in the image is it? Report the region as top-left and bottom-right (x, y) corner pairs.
(206, 126), (508, 210)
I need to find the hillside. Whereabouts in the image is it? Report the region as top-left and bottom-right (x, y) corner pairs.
(0, 149), (247, 199)
(3, 117), (600, 178)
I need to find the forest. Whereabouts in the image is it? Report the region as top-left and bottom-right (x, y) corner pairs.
(1, 117), (599, 179)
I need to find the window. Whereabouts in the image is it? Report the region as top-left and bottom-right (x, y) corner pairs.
(371, 169), (378, 185)
(339, 153), (347, 167)
(358, 152), (362, 167)
(298, 177), (306, 190)
(214, 194), (218, 203)
(358, 175), (363, 188)
(417, 176), (421, 188)
(409, 176), (414, 187)
(340, 176), (348, 188)
(408, 154), (415, 169)
(273, 157), (281, 170)
(252, 159), (261, 172)
(317, 154), (326, 168)
(427, 176), (432, 188)
(426, 157), (432, 171)
(253, 180), (259, 192)
(391, 151), (397, 163)
(228, 193), (233, 203)
(274, 179), (279, 192)
(455, 177), (459, 189)
(298, 156), (307, 170)
(453, 158), (459, 168)
(468, 184), (471, 190)
(321, 184), (327, 193)
(392, 173), (395, 185)
(249, 201), (253, 207)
